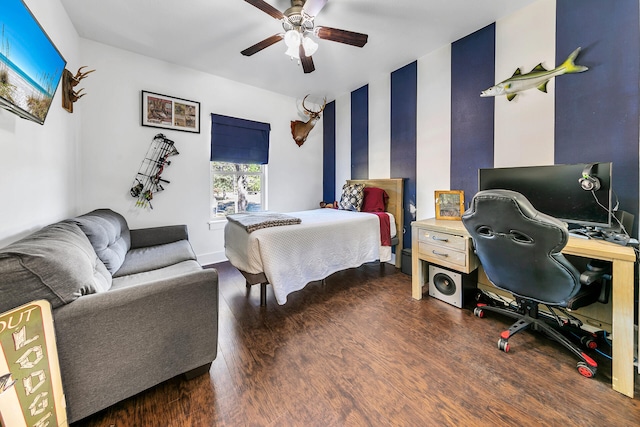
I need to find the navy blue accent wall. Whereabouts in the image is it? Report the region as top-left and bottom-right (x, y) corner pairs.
(351, 85), (369, 179)
(451, 25), (496, 206)
(323, 101), (336, 203)
(555, 0), (639, 235)
(391, 62), (417, 248)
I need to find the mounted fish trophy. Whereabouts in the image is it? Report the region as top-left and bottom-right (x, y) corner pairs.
(62, 66), (95, 113)
(480, 47), (587, 101)
(291, 94), (326, 146)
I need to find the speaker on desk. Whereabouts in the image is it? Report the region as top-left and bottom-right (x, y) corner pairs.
(428, 265), (477, 308)
(612, 210), (634, 234)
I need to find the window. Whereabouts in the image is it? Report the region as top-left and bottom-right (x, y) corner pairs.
(211, 162), (265, 217)
(210, 113), (270, 219)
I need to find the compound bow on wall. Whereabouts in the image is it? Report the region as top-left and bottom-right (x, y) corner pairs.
(130, 133), (179, 209)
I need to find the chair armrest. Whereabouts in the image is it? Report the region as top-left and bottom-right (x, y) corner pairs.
(580, 270), (612, 286)
(53, 268), (218, 422)
(130, 224), (189, 248)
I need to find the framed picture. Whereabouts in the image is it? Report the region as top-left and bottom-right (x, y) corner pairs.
(141, 91), (200, 133)
(435, 190), (465, 220)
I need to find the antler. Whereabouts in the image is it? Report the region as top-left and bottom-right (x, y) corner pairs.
(302, 94), (327, 115)
(62, 66), (95, 113)
(72, 66), (96, 85)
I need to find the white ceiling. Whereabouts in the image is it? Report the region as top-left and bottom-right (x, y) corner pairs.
(60, 0), (537, 101)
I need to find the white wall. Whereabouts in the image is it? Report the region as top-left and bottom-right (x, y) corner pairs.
(77, 40), (323, 264)
(416, 44), (452, 220)
(0, 0), (81, 246)
(493, 0), (556, 167)
(368, 76), (391, 178)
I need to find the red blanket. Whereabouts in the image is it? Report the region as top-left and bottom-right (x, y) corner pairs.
(369, 212), (391, 246)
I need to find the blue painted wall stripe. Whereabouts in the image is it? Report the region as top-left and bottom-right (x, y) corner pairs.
(351, 85), (369, 179)
(391, 61), (417, 249)
(451, 24), (496, 206)
(322, 101), (336, 203)
(555, 0), (639, 235)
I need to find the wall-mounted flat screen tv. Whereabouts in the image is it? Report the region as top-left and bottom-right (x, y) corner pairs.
(0, 0), (67, 125)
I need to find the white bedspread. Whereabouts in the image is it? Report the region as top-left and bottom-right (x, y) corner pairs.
(225, 208), (389, 305)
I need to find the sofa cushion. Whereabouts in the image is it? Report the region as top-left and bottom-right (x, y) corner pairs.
(113, 240), (197, 278)
(111, 260), (203, 289)
(72, 209), (131, 274)
(0, 222), (112, 313)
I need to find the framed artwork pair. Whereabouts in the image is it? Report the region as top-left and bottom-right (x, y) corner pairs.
(141, 90), (200, 133)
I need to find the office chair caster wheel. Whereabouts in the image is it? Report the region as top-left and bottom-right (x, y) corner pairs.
(473, 307), (484, 318)
(577, 362), (596, 378)
(498, 338), (510, 353)
(580, 336), (598, 350)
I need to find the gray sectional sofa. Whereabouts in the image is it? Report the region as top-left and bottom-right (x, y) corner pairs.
(0, 209), (219, 423)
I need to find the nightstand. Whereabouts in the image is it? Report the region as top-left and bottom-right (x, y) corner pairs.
(410, 218), (479, 300)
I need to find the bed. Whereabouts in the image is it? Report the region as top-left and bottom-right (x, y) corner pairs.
(224, 178), (404, 306)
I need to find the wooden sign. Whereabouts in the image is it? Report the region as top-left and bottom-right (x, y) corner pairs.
(0, 301), (67, 427)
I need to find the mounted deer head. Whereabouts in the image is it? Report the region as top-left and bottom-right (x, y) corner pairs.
(290, 94), (326, 147)
(62, 66), (96, 113)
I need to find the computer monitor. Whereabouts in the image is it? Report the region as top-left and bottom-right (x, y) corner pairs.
(478, 162), (613, 229)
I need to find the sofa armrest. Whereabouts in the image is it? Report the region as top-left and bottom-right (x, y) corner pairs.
(53, 267), (218, 422)
(130, 224), (189, 248)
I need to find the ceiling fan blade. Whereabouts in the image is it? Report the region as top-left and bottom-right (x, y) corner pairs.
(303, 0), (328, 16)
(316, 26), (368, 47)
(241, 34), (284, 56)
(299, 44), (315, 74)
(244, 0), (284, 20)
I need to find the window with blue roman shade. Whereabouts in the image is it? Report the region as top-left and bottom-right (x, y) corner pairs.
(210, 113), (271, 164)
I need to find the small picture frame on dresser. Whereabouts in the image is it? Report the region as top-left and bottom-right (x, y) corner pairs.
(435, 190), (464, 220)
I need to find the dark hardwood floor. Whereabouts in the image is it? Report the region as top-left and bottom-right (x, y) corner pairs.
(74, 261), (640, 426)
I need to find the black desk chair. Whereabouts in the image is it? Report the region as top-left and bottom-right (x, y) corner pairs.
(462, 189), (607, 378)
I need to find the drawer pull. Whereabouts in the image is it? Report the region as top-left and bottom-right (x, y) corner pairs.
(432, 250), (449, 257)
(432, 236), (449, 242)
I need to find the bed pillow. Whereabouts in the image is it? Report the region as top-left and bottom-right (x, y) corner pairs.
(339, 183), (365, 211)
(361, 187), (389, 212)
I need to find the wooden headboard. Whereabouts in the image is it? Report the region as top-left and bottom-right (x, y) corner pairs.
(347, 178), (404, 268)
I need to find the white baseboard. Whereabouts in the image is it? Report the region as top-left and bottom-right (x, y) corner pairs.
(197, 251), (227, 267)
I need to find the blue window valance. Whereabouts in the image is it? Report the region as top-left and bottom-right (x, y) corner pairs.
(210, 113), (271, 164)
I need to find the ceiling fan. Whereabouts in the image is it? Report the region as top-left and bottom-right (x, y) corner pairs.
(241, 0), (369, 74)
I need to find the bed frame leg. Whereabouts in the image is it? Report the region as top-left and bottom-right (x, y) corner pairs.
(260, 283), (267, 306)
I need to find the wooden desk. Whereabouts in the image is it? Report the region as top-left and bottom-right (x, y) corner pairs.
(411, 218), (638, 398)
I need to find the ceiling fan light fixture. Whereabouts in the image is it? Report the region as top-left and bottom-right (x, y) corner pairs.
(303, 36), (318, 56)
(285, 44), (300, 59)
(284, 29), (301, 48)
(242, 0), (368, 74)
